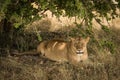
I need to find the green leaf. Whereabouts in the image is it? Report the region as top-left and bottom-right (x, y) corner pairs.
(13, 23), (22, 29)
(102, 25), (110, 32)
(96, 19), (101, 23)
(37, 33), (42, 41)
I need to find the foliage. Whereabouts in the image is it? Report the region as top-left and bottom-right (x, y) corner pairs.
(100, 39), (115, 53)
(0, 0), (120, 53)
(0, 0), (120, 28)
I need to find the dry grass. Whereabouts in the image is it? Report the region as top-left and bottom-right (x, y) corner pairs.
(0, 52), (119, 80)
(0, 27), (120, 80)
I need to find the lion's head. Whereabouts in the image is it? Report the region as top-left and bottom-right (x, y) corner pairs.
(68, 37), (90, 63)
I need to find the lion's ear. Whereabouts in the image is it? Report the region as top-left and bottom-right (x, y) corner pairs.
(86, 37), (90, 42)
(74, 36), (81, 41)
(68, 37), (75, 42)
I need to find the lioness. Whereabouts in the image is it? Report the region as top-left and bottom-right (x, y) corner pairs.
(37, 37), (90, 65)
(12, 37), (90, 65)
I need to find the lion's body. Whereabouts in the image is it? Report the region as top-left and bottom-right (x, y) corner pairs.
(37, 40), (71, 62)
(37, 37), (90, 64)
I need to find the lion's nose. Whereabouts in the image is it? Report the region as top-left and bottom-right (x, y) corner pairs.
(80, 60), (83, 62)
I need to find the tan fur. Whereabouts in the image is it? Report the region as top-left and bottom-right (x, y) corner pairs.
(12, 37), (90, 65)
(37, 37), (90, 65)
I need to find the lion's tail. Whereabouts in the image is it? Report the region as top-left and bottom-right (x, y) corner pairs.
(11, 50), (38, 56)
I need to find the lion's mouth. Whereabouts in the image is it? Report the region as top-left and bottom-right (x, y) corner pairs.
(76, 50), (84, 54)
